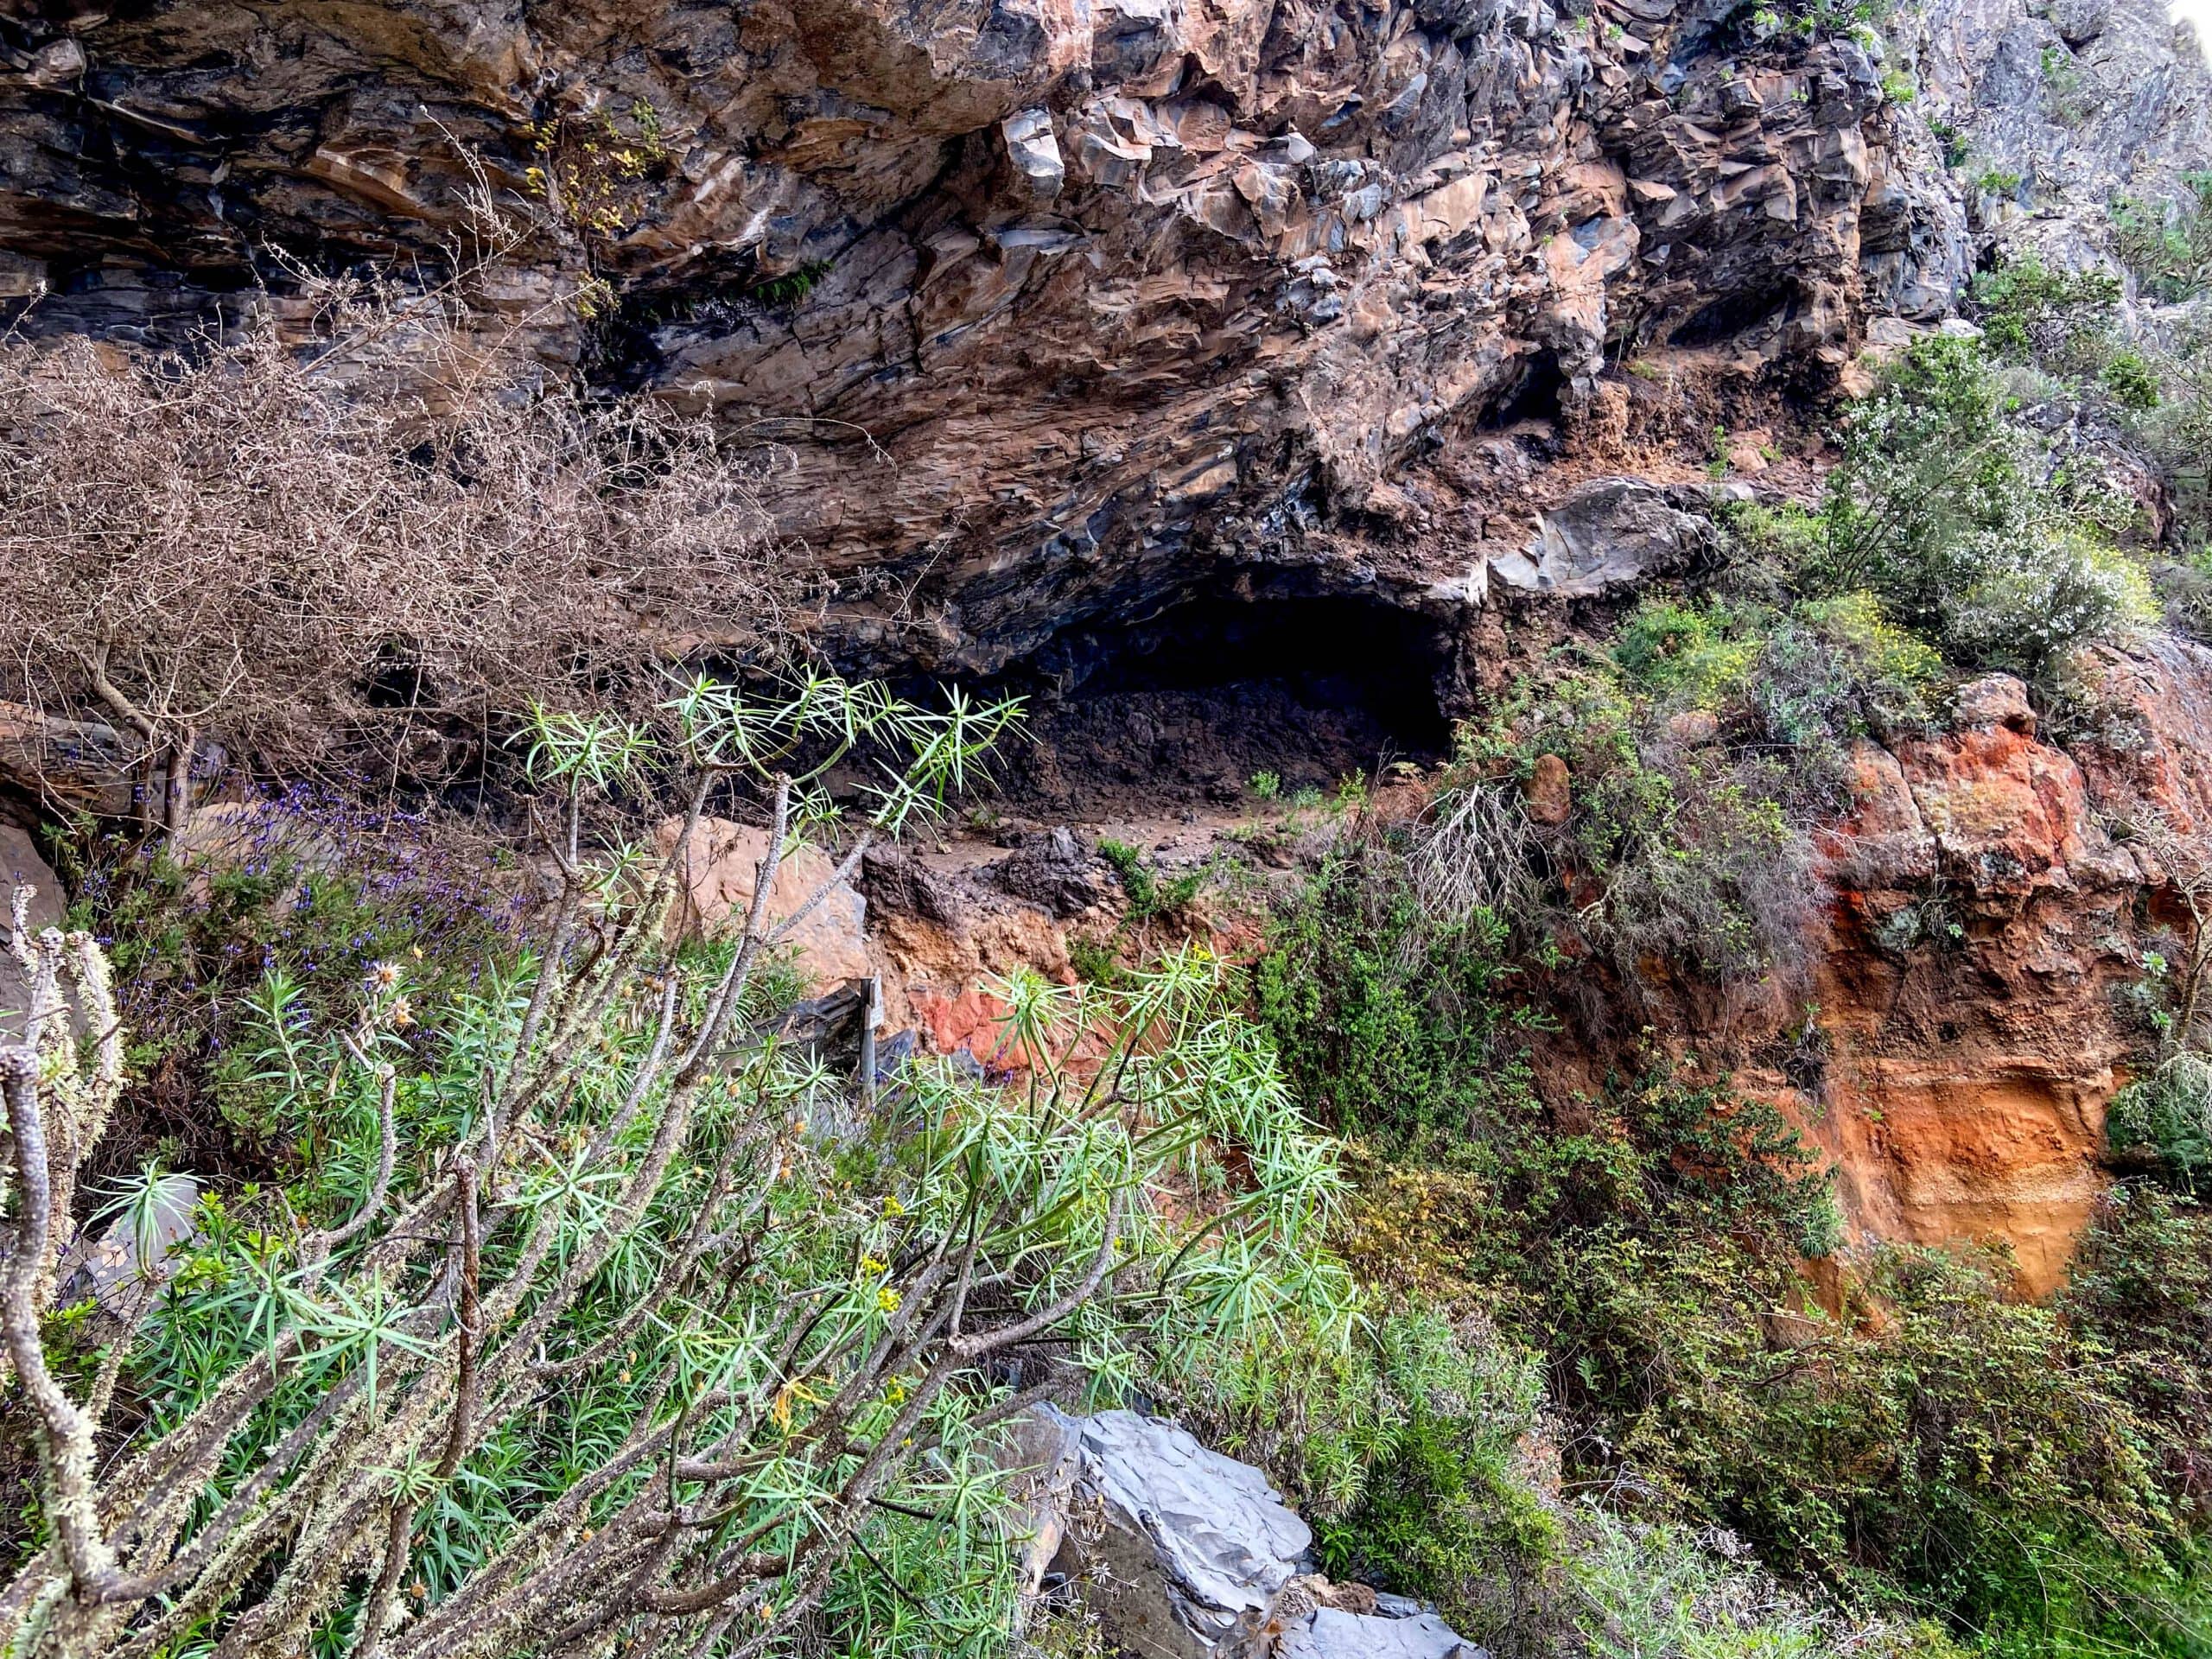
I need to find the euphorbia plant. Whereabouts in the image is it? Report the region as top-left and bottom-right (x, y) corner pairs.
(0, 675), (1348, 1659)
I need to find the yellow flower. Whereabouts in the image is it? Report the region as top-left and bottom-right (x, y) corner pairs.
(858, 1255), (887, 1277)
(880, 1195), (906, 1217)
(875, 1287), (901, 1314)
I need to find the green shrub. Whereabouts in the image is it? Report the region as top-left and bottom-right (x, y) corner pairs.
(1969, 258), (2120, 365)
(1807, 335), (2155, 679)
(2107, 1053), (2212, 1189)
(1472, 664), (1820, 987)
(2114, 174), (2212, 302)
(0, 678), (1352, 1659)
(2104, 347), (2164, 411)
(1613, 597), (1763, 710)
(1175, 1304), (1567, 1653)
(1097, 836), (1204, 920)
(1256, 841), (1537, 1145)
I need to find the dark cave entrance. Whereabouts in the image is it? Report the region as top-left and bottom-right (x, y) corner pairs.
(992, 590), (1459, 816)
(1481, 351), (1567, 429)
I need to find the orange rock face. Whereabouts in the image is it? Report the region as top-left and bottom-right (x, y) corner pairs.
(1787, 645), (2212, 1294)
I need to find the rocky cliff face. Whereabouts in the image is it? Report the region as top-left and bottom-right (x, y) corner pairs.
(1788, 645), (2212, 1294)
(6, 0), (2212, 1285)
(1, 0), (1967, 683)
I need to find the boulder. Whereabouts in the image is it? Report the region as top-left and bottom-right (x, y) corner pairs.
(986, 827), (1103, 918)
(1951, 674), (2037, 735)
(0, 702), (138, 819)
(1042, 1406), (1313, 1658)
(653, 817), (871, 991)
(1522, 753), (1573, 826)
(1277, 1606), (1487, 1659)
(1487, 479), (1712, 598)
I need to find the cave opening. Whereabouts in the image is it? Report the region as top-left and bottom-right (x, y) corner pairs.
(990, 590), (1459, 816)
(1481, 351), (1567, 429)
(1669, 282), (1794, 348)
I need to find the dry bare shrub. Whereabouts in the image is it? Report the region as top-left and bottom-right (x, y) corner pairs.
(0, 276), (796, 826)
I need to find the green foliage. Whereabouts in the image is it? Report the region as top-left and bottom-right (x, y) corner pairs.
(744, 259), (834, 308)
(1613, 598), (1764, 709)
(1928, 119), (1970, 170)
(2063, 1188), (2212, 1544)
(1249, 769), (1282, 801)
(1174, 1304), (1565, 1652)
(1567, 1507), (1934, 1659)
(1255, 841), (1537, 1146)
(1806, 335), (2155, 679)
(2107, 1052), (2212, 1190)
(1970, 258), (2120, 365)
(2105, 347), (2164, 411)
(1312, 1351), (1564, 1645)
(1470, 664), (1812, 988)
(1253, 796), (2212, 1659)
(1096, 836), (1205, 921)
(2114, 174), (2212, 302)
(0, 677), (1361, 1659)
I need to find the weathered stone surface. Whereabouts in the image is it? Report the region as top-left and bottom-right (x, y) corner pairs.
(1791, 640), (2212, 1295)
(1278, 1606), (1486, 1659)
(1044, 1405), (1313, 1658)
(0, 0), (1993, 680)
(0, 702), (138, 820)
(1951, 673), (2037, 734)
(1488, 477), (1713, 598)
(1894, 0), (2212, 283)
(986, 826), (1103, 917)
(653, 817), (871, 989)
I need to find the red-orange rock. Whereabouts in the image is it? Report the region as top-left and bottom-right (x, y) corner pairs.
(1523, 753), (1573, 827)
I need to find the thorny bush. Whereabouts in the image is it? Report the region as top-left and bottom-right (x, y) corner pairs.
(0, 675), (1351, 1659)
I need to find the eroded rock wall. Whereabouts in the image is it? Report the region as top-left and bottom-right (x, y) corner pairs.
(0, 0), (1962, 677)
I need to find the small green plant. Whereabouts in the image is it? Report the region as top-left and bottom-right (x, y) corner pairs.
(745, 257), (834, 307)
(2104, 347), (2164, 410)
(1928, 118), (1969, 169)
(1249, 769), (1282, 801)
(1977, 168), (2025, 197)
(1097, 836), (1205, 921)
(1879, 67), (1916, 104)
(1067, 932), (1128, 987)
(2040, 44), (2091, 124)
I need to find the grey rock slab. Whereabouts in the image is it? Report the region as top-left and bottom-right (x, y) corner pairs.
(1048, 1405), (1313, 1657)
(1492, 477), (1711, 597)
(1276, 1606), (1488, 1659)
